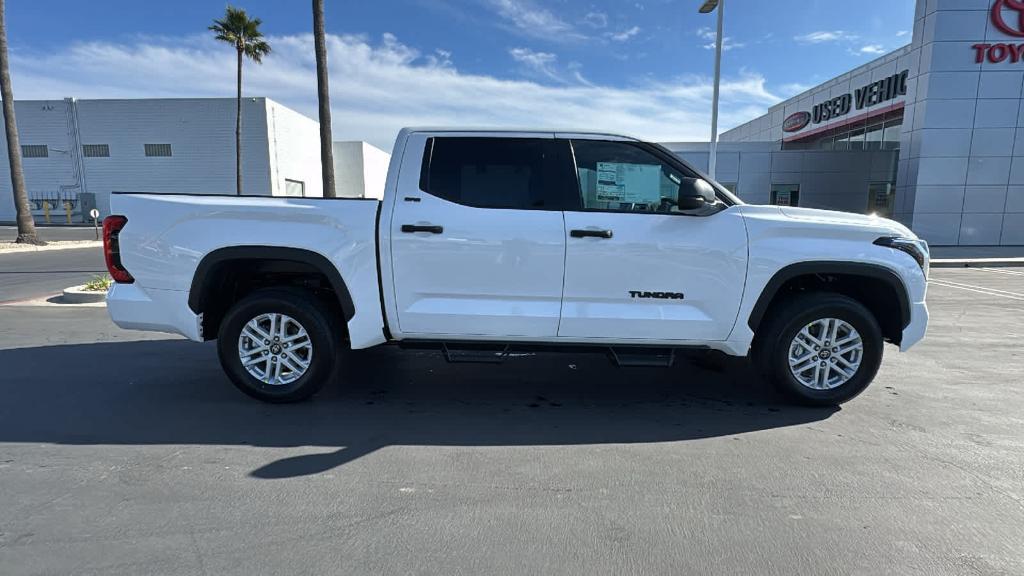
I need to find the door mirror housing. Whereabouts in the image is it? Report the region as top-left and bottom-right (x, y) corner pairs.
(677, 177), (716, 210)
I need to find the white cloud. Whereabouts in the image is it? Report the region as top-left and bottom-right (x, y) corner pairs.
(488, 0), (583, 40)
(10, 33), (783, 149)
(696, 27), (744, 51)
(509, 47), (561, 82)
(610, 26), (641, 42)
(794, 30), (856, 44)
(583, 11), (608, 28)
(896, 30), (909, 37)
(859, 44), (886, 55)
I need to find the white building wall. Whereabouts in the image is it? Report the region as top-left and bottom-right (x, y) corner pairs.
(0, 97), (331, 222)
(265, 99), (323, 198)
(75, 98), (273, 217)
(360, 142), (390, 200)
(0, 100), (78, 221)
(332, 141), (390, 198)
(332, 141), (366, 198)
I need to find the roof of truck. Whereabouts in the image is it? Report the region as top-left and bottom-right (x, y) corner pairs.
(400, 127), (641, 141)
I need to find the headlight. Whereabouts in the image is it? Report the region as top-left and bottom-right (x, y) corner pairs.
(874, 236), (929, 276)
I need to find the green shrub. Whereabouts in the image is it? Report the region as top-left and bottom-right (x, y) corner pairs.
(83, 274), (113, 292)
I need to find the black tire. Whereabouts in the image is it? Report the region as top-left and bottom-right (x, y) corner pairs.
(754, 292), (883, 406)
(217, 287), (340, 403)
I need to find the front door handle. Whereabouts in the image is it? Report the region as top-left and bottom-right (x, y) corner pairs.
(401, 224), (444, 234)
(570, 229), (613, 239)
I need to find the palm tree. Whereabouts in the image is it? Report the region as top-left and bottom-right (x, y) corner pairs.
(0, 0), (42, 244)
(210, 6), (271, 196)
(313, 0), (336, 198)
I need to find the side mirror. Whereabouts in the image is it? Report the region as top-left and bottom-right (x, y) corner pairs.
(677, 177), (716, 210)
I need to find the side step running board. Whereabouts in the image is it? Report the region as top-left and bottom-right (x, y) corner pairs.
(608, 347), (676, 368)
(442, 343), (512, 364)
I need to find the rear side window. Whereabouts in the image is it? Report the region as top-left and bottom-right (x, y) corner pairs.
(419, 137), (557, 210)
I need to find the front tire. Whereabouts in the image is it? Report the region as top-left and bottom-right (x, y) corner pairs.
(755, 293), (883, 406)
(217, 288), (340, 403)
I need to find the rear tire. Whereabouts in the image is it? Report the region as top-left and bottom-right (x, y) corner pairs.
(754, 292), (883, 406)
(217, 287), (340, 403)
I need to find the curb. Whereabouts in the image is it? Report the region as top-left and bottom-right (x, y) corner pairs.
(0, 241), (101, 254)
(61, 285), (108, 304)
(931, 258), (1024, 268)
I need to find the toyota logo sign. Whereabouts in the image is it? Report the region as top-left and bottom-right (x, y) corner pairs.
(782, 111), (811, 133)
(992, 0), (1024, 37)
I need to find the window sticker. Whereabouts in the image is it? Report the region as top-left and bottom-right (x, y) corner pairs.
(595, 162), (662, 204)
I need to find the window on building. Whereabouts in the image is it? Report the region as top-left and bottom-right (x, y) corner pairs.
(21, 145), (48, 158)
(420, 137), (557, 210)
(848, 127), (866, 151)
(284, 179), (305, 197)
(82, 144), (110, 158)
(865, 124), (884, 150)
(144, 143), (172, 157)
(770, 184), (800, 207)
(868, 182), (895, 218)
(882, 121), (901, 150)
(720, 182), (737, 194)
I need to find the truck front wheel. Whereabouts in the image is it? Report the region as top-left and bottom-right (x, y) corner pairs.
(755, 293), (883, 406)
(217, 288), (339, 403)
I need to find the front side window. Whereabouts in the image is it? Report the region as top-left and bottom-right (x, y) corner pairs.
(419, 137), (556, 210)
(571, 140), (690, 213)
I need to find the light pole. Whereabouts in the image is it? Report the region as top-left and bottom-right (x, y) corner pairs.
(699, 0), (723, 180)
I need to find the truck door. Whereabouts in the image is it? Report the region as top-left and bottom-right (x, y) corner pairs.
(557, 137), (748, 342)
(389, 135), (569, 338)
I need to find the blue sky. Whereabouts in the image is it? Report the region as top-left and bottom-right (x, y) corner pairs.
(5, 0), (916, 148)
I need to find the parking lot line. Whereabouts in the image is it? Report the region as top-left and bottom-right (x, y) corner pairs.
(976, 267), (1024, 277)
(929, 278), (1024, 301)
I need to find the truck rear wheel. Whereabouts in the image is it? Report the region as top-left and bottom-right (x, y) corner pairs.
(217, 288), (339, 403)
(755, 293), (883, 406)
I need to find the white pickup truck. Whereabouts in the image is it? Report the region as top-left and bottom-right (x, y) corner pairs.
(103, 128), (929, 406)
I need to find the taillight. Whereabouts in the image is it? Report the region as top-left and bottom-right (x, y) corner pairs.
(103, 215), (134, 283)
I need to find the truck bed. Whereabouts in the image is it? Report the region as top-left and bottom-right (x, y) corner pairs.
(107, 193), (387, 348)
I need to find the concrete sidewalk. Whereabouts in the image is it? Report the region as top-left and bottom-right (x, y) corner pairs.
(929, 245), (1024, 268)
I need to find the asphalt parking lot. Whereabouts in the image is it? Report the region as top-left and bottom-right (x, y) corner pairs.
(1, 255), (1022, 575)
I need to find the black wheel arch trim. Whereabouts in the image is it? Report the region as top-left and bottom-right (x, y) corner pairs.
(747, 261), (911, 333)
(188, 246), (356, 321)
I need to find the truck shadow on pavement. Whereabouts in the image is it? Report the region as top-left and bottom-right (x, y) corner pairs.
(0, 340), (836, 478)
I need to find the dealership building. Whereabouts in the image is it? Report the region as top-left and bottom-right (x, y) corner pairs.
(672, 0), (1024, 246)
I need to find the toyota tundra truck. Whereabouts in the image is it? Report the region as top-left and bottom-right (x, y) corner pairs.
(103, 128), (929, 406)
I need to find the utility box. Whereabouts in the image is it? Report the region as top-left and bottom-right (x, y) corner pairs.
(78, 192), (97, 224)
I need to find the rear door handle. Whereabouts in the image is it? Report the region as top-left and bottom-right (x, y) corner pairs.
(570, 229), (613, 239)
(401, 224), (444, 234)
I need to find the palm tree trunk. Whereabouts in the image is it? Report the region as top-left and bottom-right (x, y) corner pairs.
(0, 0), (41, 244)
(313, 0), (336, 198)
(235, 46), (243, 196)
